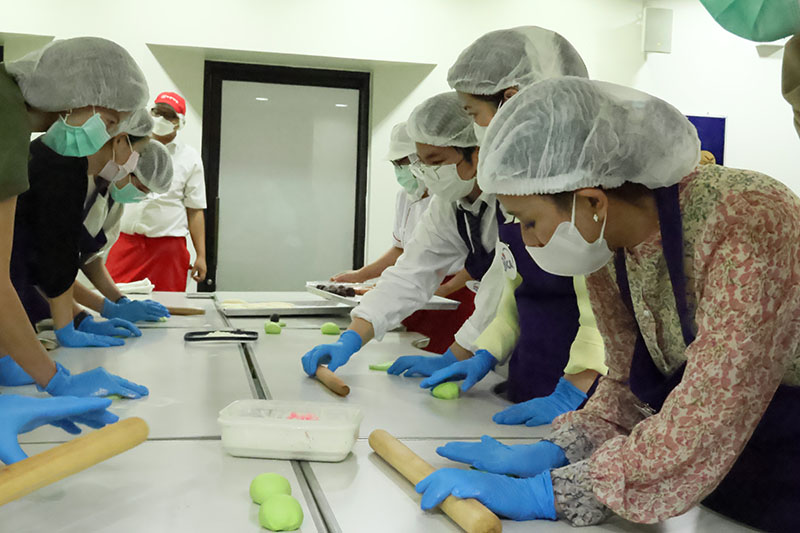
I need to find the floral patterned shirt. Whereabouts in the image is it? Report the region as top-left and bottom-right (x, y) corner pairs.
(546, 164), (800, 525)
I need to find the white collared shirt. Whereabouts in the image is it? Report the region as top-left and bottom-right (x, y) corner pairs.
(119, 140), (206, 238)
(352, 192), (496, 341)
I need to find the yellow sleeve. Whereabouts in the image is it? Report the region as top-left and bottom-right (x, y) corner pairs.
(563, 275), (608, 375)
(473, 273), (522, 363)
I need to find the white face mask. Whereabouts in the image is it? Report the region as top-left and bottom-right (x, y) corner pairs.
(525, 194), (613, 277)
(98, 139), (140, 183)
(152, 116), (177, 136)
(413, 161), (475, 203)
(473, 123), (488, 146)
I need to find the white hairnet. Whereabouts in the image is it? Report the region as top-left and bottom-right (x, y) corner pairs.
(6, 37), (149, 112)
(448, 26), (588, 96)
(407, 92), (477, 148)
(133, 141), (173, 194)
(478, 77), (701, 195)
(117, 108), (154, 137)
(385, 122), (416, 161)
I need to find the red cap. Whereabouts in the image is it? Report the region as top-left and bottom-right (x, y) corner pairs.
(154, 92), (186, 116)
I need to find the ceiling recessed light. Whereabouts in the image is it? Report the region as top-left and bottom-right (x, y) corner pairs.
(255, 97), (269, 101)
(335, 104), (348, 108)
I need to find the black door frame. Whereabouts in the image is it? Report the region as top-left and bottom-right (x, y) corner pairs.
(200, 60), (370, 292)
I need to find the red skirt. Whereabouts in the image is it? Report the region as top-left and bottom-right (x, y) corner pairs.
(106, 233), (190, 292)
(400, 276), (476, 354)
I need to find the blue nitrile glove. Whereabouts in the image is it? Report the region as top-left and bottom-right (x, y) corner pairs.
(0, 394), (117, 464)
(387, 348), (458, 378)
(77, 314), (141, 339)
(0, 356), (70, 387)
(102, 297), (170, 323)
(41, 365), (149, 399)
(493, 377), (587, 427)
(0, 355), (37, 386)
(436, 435), (567, 478)
(55, 322), (125, 348)
(301, 330), (362, 376)
(419, 349), (497, 392)
(415, 469), (557, 521)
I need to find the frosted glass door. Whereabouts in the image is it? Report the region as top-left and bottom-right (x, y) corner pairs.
(215, 80), (360, 291)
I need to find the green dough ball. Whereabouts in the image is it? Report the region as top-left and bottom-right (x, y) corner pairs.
(250, 473), (291, 504)
(258, 494), (304, 531)
(369, 361), (393, 371)
(264, 322), (282, 335)
(278, 321), (286, 327)
(158, 316), (168, 322)
(432, 382), (460, 400)
(106, 394), (124, 401)
(320, 322), (340, 335)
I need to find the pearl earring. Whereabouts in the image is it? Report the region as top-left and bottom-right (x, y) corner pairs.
(593, 213), (599, 223)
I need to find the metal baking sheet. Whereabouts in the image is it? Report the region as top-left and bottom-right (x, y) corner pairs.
(220, 299), (351, 317)
(305, 282), (460, 311)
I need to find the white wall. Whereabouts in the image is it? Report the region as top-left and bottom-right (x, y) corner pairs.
(1, 0), (647, 267)
(3, 0), (795, 269)
(635, 0), (799, 193)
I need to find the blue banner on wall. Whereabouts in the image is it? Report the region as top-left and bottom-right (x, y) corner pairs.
(686, 115), (726, 165)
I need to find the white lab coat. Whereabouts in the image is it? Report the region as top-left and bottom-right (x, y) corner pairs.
(352, 192), (498, 340)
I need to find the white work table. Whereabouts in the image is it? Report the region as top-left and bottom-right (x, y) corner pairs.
(0, 292), (761, 533)
(229, 316), (549, 440)
(0, 440), (323, 533)
(306, 439), (761, 533)
(5, 326), (254, 443)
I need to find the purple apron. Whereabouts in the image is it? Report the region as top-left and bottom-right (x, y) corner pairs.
(616, 184), (800, 533)
(496, 206), (581, 403)
(455, 202), (494, 280)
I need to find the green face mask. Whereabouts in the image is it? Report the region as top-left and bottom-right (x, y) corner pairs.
(111, 182), (146, 204)
(701, 0), (800, 42)
(394, 165), (424, 199)
(42, 112), (112, 157)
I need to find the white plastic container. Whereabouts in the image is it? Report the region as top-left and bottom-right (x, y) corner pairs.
(218, 400), (363, 462)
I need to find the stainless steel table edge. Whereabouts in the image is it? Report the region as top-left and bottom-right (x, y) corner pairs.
(299, 461), (342, 533)
(216, 298), (271, 401)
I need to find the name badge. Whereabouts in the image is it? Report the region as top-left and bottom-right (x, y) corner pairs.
(497, 242), (517, 280)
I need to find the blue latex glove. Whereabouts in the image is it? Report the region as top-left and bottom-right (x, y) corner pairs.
(416, 469), (557, 521)
(493, 377), (587, 427)
(0, 356), (70, 387)
(301, 330), (362, 376)
(55, 322), (125, 348)
(419, 349), (497, 392)
(0, 394), (118, 464)
(102, 297), (170, 323)
(437, 435), (567, 478)
(77, 314), (141, 339)
(387, 349), (458, 378)
(0, 355), (36, 386)
(41, 365), (149, 399)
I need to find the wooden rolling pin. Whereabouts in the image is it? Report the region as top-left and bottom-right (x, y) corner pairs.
(0, 417), (149, 506)
(315, 365), (350, 397)
(167, 306), (206, 316)
(369, 429), (502, 533)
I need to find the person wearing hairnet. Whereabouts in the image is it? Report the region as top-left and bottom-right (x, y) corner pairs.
(301, 92), (495, 378)
(416, 78), (800, 532)
(10, 106), (166, 352)
(72, 139), (175, 328)
(329, 122), (475, 354)
(107, 92), (208, 291)
(0, 37), (150, 405)
(0, 140), (176, 385)
(399, 27), (606, 428)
